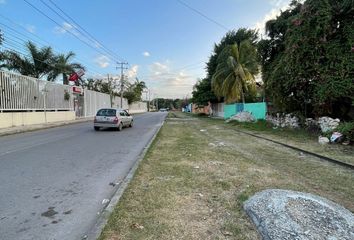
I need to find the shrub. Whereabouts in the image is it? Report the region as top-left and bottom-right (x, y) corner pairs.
(335, 122), (354, 142)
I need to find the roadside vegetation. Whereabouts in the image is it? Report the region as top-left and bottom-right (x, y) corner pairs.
(99, 112), (354, 239)
(192, 0), (354, 142)
(0, 41), (85, 84)
(226, 120), (354, 165)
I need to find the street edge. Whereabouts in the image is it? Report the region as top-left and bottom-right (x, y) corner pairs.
(0, 118), (93, 137)
(85, 116), (166, 240)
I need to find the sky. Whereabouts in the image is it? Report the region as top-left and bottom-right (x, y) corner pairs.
(0, 0), (292, 99)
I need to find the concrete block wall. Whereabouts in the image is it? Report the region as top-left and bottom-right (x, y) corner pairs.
(0, 111), (75, 129)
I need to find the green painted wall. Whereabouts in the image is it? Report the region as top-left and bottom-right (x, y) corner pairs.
(223, 102), (267, 120)
(224, 104), (236, 119)
(243, 102), (267, 120)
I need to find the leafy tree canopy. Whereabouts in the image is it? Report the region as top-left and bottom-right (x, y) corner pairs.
(192, 28), (259, 106)
(212, 41), (258, 103)
(259, 0), (354, 118)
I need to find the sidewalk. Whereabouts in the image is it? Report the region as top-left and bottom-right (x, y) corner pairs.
(0, 117), (93, 137)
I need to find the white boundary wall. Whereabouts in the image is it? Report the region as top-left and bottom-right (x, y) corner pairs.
(83, 89), (111, 117)
(0, 111), (75, 128)
(212, 103), (224, 118)
(0, 71), (148, 128)
(129, 101), (147, 114)
(0, 71), (73, 111)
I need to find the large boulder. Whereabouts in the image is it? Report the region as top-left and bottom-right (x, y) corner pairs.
(244, 189), (354, 240)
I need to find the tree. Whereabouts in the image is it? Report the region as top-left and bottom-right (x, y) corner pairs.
(192, 78), (218, 106)
(122, 78), (147, 104)
(48, 51), (85, 85)
(1, 41), (54, 79)
(207, 28), (258, 79)
(211, 41), (258, 103)
(133, 78), (146, 101)
(259, 0), (354, 118)
(192, 28), (258, 106)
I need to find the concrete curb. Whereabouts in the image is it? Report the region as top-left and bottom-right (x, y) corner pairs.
(84, 116), (166, 240)
(0, 118), (93, 137)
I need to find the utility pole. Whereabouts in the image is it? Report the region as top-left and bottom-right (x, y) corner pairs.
(116, 62), (128, 109)
(108, 74), (113, 107)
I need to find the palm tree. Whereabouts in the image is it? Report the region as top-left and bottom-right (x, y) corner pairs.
(211, 40), (259, 103)
(1, 41), (54, 79)
(134, 77), (146, 100)
(48, 51), (85, 85)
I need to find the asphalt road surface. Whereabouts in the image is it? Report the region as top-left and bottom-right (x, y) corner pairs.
(0, 112), (167, 240)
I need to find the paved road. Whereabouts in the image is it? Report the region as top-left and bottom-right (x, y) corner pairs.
(0, 112), (167, 240)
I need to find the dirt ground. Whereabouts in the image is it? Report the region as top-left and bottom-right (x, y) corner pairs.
(99, 112), (354, 240)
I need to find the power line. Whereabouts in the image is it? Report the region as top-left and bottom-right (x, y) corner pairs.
(1, 40), (100, 80)
(46, 0), (126, 62)
(176, 0), (229, 31)
(0, 21), (100, 74)
(22, 0), (123, 64)
(0, 14), (108, 75)
(40, 0), (124, 62)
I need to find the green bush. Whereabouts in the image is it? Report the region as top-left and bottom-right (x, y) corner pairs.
(335, 122), (354, 142)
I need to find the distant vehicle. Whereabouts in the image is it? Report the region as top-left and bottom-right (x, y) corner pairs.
(94, 108), (133, 131)
(159, 108), (168, 112)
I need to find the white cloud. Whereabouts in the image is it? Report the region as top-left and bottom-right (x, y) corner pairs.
(95, 55), (110, 68)
(25, 25), (36, 33)
(150, 62), (169, 76)
(126, 65), (139, 79)
(142, 51), (150, 57)
(254, 0), (292, 36)
(0, 0), (6, 4)
(54, 22), (74, 34)
(145, 61), (197, 98)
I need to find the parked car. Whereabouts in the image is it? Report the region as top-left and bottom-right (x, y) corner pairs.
(159, 108), (168, 112)
(94, 108), (133, 131)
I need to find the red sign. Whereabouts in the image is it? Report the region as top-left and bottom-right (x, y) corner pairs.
(72, 86), (82, 94)
(69, 69), (85, 81)
(69, 73), (79, 81)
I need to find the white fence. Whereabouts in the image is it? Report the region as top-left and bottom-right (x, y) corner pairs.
(0, 71), (73, 111)
(0, 71), (147, 118)
(83, 89), (110, 117)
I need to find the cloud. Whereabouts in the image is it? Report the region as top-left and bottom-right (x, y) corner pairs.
(142, 51), (150, 57)
(54, 22), (74, 34)
(254, 0), (292, 35)
(145, 61), (197, 98)
(25, 25), (36, 33)
(0, 0), (6, 4)
(95, 55), (110, 68)
(126, 65), (139, 79)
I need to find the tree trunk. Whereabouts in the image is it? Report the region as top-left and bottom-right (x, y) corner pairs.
(241, 90), (245, 104)
(63, 74), (68, 85)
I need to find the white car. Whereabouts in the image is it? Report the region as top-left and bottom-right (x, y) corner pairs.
(94, 108), (133, 131)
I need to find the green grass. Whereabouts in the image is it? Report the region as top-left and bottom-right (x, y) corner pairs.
(99, 112), (354, 240)
(225, 118), (354, 165)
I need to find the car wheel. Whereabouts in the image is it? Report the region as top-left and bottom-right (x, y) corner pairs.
(118, 123), (123, 131)
(129, 120), (133, 128)
(94, 126), (100, 131)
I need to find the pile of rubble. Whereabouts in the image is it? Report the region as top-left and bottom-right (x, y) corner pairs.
(266, 114), (341, 133)
(226, 111), (255, 123)
(317, 117), (340, 132)
(266, 113), (300, 128)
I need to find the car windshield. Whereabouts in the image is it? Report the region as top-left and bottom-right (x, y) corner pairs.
(96, 109), (116, 117)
